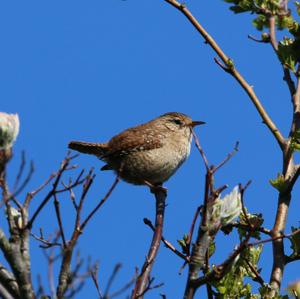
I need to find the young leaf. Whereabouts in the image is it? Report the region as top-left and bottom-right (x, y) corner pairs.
(238, 212), (264, 240)
(289, 226), (300, 258)
(291, 130), (300, 152)
(277, 37), (297, 72)
(211, 246), (262, 298)
(269, 173), (286, 192)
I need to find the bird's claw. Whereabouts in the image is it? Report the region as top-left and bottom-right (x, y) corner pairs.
(143, 180), (168, 195)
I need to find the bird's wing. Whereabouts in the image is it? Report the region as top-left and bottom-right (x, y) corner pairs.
(104, 124), (164, 158)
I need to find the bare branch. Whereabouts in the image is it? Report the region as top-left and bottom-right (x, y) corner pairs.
(13, 151), (26, 192)
(30, 231), (61, 249)
(53, 194), (67, 248)
(132, 188), (167, 298)
(0, 263), (20, 299)
(248, 34), (270, 43)
(135, 277), (164, 299)
(56, 176), (119, 299)
(80, 175), (119, 231)
(144, 218), (189, 262)
(191, 129), (209, 170)
(104, 264), (122, 297)
(213, 141), (239, 173)
(268, 16), (278, 52)
(185, 206), (201, 255)
(239, 181), (253, 228)
(164, 0), (286, 150)
(90, 264), (103, 299)
(242, 257), (265, 286)
(110, 271), (137, 298)
(27, 154), (75, 228)
(24, 173), (56, 209)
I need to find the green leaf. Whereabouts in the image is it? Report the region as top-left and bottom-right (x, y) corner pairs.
(238, 212), (264, 240)
(211, 246), (263, 298)
(295, 2), (300, 16)
(269, 173), (286, 192)
(208, 240), (216, 258)
(277, 37), (298, 72)
(226, 58), (235, 70)
(252, 14), (268, 31)
(291, 130), (300, 152)
(277, 15), (295, 30)
(210, 186), (242, 229)
(223, 0), (255, 14)
(289, 226), (300, 258)
(259, 284), (288, 298)
(177, 234), (189, 254)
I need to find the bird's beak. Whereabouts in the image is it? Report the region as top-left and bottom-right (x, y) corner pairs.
(190, 120), (206, 127)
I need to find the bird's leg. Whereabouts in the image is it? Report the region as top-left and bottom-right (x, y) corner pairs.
(143, 180), (168, 195)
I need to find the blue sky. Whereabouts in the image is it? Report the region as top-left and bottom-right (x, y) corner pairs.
(1, 0), (299, 298)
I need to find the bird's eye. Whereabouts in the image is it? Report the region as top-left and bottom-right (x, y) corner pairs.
(172, 119), (183, 126)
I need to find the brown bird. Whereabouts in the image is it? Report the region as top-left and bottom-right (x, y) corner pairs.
(68, 112), (204, 187)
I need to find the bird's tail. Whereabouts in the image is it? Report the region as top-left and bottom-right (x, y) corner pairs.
(68, 141), (107, 157)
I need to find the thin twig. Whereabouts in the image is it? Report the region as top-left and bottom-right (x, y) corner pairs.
(12, 151), (26, 192)
(13, 160), (34, 198)
(91, 264), (103, 299)
(248, 227), (300, 249)
(62, 181), (78, 210)
(24, 173), (57, 208)
(53, 194), (67, 248)
(75, 169), (95, 230)
(110, 272), (137, 298)
(104, 264), (122, 297)
(30, 231), (61, 248)
(164, 0), (285, 149)
(48, 247), (57, 298)
(213, 141), (239, 173)
(293, 289), (299, 299)
(56, 176), (119, 298)
(239, 181), (253, 228)
(248, 34), (270, 43)
(27, 155), (75, 228)
(136, 277), (164, 299)
(242, 257), (265, 286)
(191, 129), (209, 170)
(80, 175), (119, 231)
(132, 188), (167, 298)
(186, 206), (201, 253)
(193, 233), (252, 288)
(144, 218), (188, 262)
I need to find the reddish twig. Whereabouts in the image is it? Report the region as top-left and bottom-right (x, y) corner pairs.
(56, 176), (119, 298)
(90, 264), (103, 299)
(80, 175), (119, 231)
(144, 218), (189, 262)
(12, 151), (26, 192)
(248, 34), (270, 43)
(27, 154), (84, 229)
(30, 231), (61, 249)
(191, 129), (209, 170)
(185, 206), (201, 253)
(239, 181), (253, 228)
(163, 0), (285, 149)
(242, 257), (265, 286)
(132, 188), (167, 298)
(53, 194), (67, 248)
(24, 173), (57, 209)
(212, 142), (239, 174)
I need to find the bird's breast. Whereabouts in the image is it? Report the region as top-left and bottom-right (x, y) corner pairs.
(113, 130), (192, 185)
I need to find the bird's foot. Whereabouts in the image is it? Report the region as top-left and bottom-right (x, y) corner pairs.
(143, 181), (167, 195)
